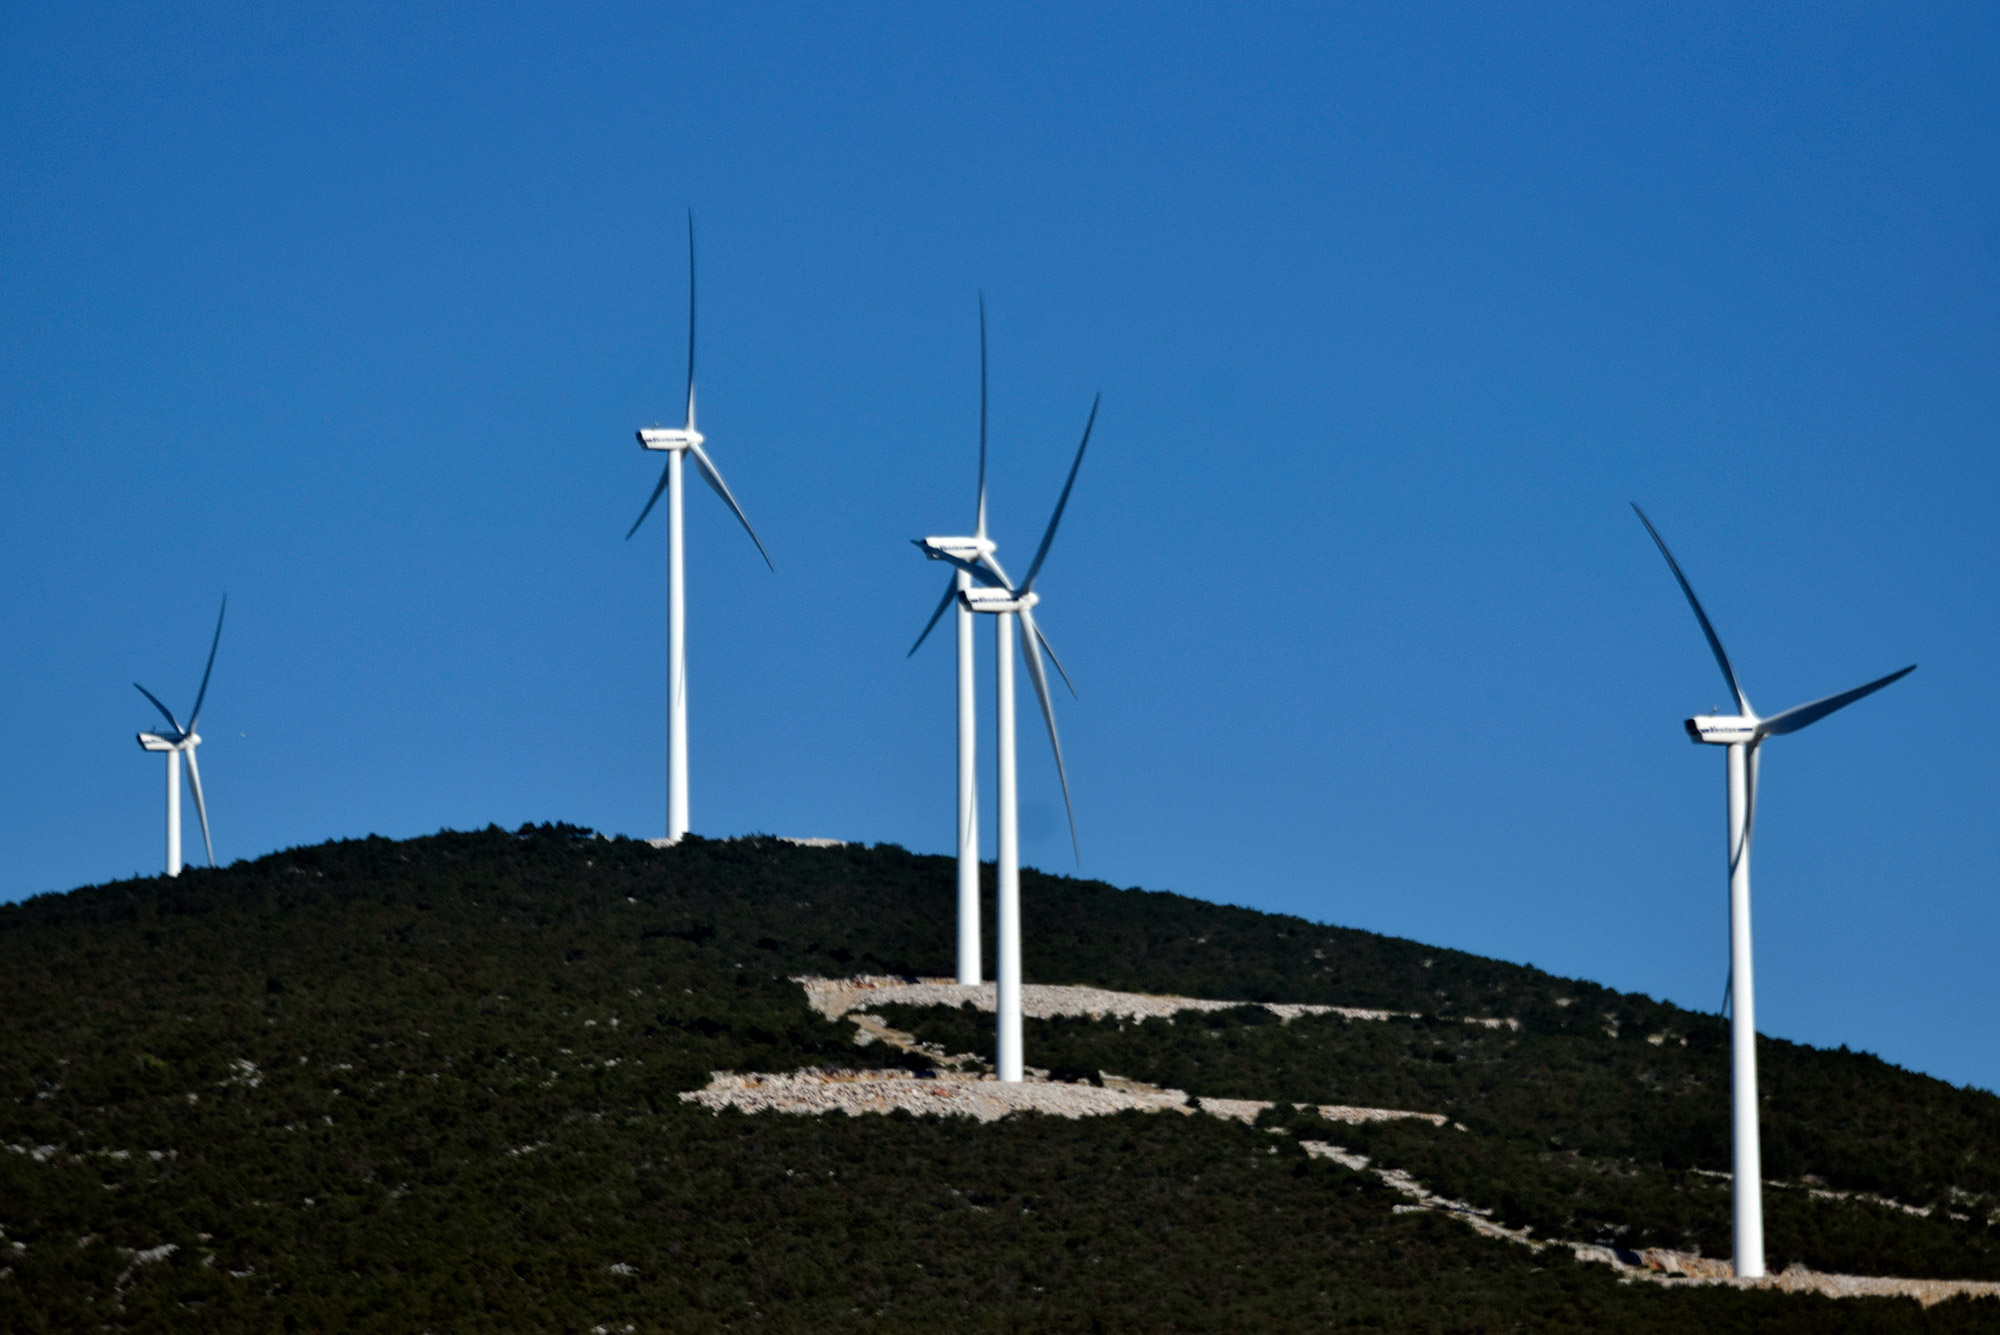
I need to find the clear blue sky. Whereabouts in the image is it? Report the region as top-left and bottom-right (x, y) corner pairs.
(5, 5), (1997, 1090)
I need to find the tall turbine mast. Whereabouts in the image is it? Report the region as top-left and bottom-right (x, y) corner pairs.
(932, 395), (1097, 1080)
(628, 213), (773, 843)
(909, 296), (998, 984)
(1633, 505), (1913, 1278)
(134, 596), (226, 877)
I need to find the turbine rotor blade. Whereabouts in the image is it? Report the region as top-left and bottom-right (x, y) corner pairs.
(1747, 743), (1759, 856)
(134, 683), (182, 735)
(1631, 504), (1751, 716)
(625, 459), (673, 540)
(685, 210), (697, 431)
(184, 744), (216, 869)
(187, 595), (226, 731)
(976, 292), (988, 540)
(687, 440), (774, 571)
(1017, 603), (1080, 866)
(909, 575), (959, 658)
(1731, 743), (1760, 880)
(1756, 664), (1916, 738)
(1028, 618), (1076, 699)
(1021, 394), (1099, 594)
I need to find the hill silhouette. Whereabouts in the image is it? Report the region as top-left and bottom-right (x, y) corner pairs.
(1, 825), (1995, 1331)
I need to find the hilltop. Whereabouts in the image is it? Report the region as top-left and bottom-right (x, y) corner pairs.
(1, 826), (1997, 1331)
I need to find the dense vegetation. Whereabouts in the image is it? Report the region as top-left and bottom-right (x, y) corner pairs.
(0, 826), (1995, 1330)
(887, 1004), (2000, 1279)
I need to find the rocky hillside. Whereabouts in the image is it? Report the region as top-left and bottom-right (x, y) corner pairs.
(1, 826), (1996, 1331)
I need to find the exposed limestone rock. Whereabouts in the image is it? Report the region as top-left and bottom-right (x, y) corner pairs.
(798, 974), (1516, 1029)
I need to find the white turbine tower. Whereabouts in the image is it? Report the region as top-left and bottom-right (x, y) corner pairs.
(134, 597), (226, 878)
(908, 296), (997, 985)
(628, 213), (773, 843)
(1633, 504), (1914, 1279)
(922, 396), (1096, 1082)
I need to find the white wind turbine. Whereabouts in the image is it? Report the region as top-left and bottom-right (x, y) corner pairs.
(1633, 504), (1914, 1279)
(627, 213), (773, 843)
(921, 395), (1097, 1082)
(133, 597), (227, 878)
(908, 295), (998, 985)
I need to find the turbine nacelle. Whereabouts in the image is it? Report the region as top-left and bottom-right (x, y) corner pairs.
(1685, 715), (1757, 746)
(960, 586), (1038, 616)
(137, 732), (197, 752)
(638, 427), (705, 453)
(918, 535), (995, 562)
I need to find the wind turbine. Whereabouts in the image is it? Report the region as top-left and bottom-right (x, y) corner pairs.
(134, 597), (226, 878)
(908, 296), (997, 985)
(921, 395), (1097, 1082)
(1633, 504), (1914, 1279)
(627, 213), (773, 843)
